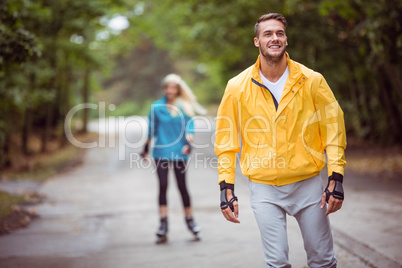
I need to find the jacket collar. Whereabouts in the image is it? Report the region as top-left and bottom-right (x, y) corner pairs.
(251, 52), (307, 118)
(251, 52), (302, 82)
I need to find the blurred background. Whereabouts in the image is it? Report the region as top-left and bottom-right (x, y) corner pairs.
(1, 0), (401, 166)
(0, 1), (401, 265)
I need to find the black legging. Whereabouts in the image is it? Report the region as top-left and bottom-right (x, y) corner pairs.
(155, 160), (191, 208)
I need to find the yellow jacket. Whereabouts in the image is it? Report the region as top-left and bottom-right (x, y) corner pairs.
(214, 53), (346, 186)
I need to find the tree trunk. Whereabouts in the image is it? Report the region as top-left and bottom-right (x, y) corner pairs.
(22, 72), (35, 154)
(41, 51), (57, 153)
(81, 68), (90, 133)
(22, 108), (31, 154)
(348, 66), (363, 137)
(41, 103), (53, 152)
(0, 134), (11, 168)
(383, 61), (402, 111)
(376, 67), (402, 144)
(357, 80), (374, 139)
(59, 56), (71, 147)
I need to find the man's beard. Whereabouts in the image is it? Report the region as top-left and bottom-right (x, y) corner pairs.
(259, 41), (286, 65)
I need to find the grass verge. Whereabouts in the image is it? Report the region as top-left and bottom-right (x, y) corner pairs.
(0, 132), (98, 231)
(3, 132), (98, 182)
(6, 145), (84, 182)
(0, 191), (25, 219)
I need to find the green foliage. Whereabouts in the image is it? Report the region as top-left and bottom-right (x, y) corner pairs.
(0, 0), (401, 171)
(98, 39), (176, 109)
(317, 0), (402, 142)
(0, 1), (41, 67)
(128, 0), (401, 145)
(0, 0), (135, 167)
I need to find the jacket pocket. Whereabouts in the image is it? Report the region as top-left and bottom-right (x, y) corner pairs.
(302, 126), (324, 168)
(242, 141), (259, 175)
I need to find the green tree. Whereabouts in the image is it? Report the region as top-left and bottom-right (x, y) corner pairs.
(0, 0), (133, 168)
(130, 0), (402, 144)
(0, 0), (41, 165)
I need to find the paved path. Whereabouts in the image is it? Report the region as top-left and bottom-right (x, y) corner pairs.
(0, 117), (401, 268)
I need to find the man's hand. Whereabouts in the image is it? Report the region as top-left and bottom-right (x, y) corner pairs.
(221, 189), (240, 223)
(321, 180), (343, 216)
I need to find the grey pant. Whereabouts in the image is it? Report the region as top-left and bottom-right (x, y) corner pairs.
(249, 175), (337, 268)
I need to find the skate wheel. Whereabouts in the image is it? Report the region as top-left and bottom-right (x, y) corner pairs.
(194, 232), (201, 241)
(156, 236), (167, 244)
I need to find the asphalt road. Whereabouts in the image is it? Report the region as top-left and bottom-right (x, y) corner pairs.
(0, 117), (401, 268)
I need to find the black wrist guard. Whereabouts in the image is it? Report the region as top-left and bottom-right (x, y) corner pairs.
(325, 172), (344, 203)
(143, 143), (149, 154)
(220, 181), (238, 212)
(141, 143), (149, 158)
(186, 142), (192, 153)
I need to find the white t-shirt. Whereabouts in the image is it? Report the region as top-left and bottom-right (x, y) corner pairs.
(259, 66), (289, 104)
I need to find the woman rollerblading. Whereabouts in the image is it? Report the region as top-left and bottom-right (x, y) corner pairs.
(141, 74), (206, 244)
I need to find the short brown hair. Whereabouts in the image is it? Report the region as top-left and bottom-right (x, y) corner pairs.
(254, 13), (287, 37)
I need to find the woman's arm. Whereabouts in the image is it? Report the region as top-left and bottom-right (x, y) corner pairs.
(185, 114), (195, 142)
(141, 138), (151, 158)
(142, 106), (155, 159)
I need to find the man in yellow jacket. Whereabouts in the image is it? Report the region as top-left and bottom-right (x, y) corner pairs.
(215, 13), (346, 268)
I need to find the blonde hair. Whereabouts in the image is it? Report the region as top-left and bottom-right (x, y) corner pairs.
(162, 73), (207, 117)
